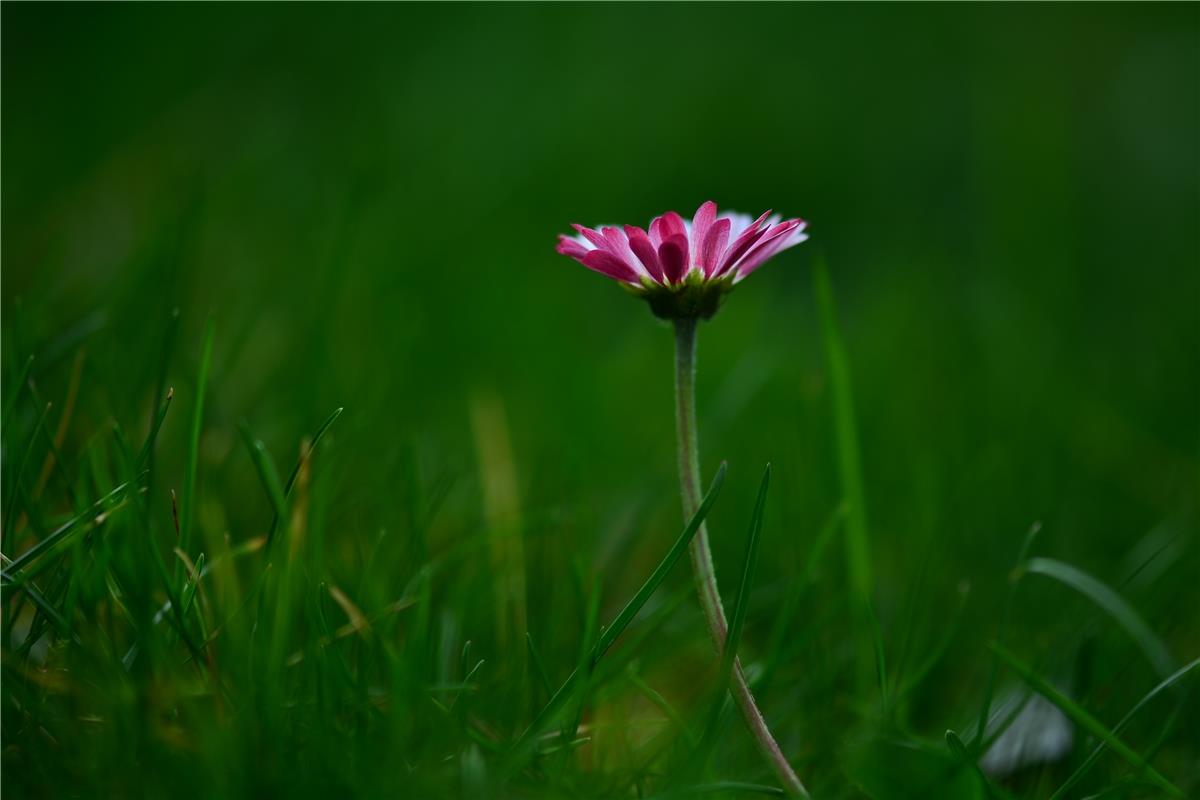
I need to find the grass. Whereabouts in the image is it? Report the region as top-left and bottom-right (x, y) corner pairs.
(988, 644), (1182, 798)
(2, 291), (1195, 798)
(2, 5), (1198, 798)
(813, 258), (872, 695)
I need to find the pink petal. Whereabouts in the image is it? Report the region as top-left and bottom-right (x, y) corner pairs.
(571, 224), (610, 251)
(582, 249), (639, 283)
(601, 226), (644, 278)
(734, 220), (808, 279)
(556, 235), (590, 261)
(726, 209), (770, 240)
(658, 234), (689, 284)
(648, 216), (667, 247)
(713, 210), (773, 277)
(625, 226), (665, 283)
(690, 201), (717, 263)
(724, 219), (796, 276)
(656, 213), (689, 277)
(660, 211), (687, 242)
(699, 218), (731, 278)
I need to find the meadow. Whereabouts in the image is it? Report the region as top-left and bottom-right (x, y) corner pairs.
(2, 4), (1198, 798)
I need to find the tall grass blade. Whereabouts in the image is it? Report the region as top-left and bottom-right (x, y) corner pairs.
(506, 462), (728, 773)
(990, 643), (1183, 797)
(145, 308), (180, 494)
(895, 580), (970, 699)
(2, 401), (51, 552)
(239, 423), (288, 523)
(3, 477), (139, 584)
(181, 552), (206, 615)
(150, 309), (180, 426)
(179, 316), (214, 561)
(526, 632), (554, 700)
(696, 464), (770, 765)
(866, 598), (890, 718)
(627, 667), (696, 746)
(1049, 657), (1199, 800)
(976, 521), (1040, 750)
(591, 462), (728, 665)
(1, 573), (72, 640)
(1025, 557), (1173, 678)
(136, 388), (174, 469)
(268, 406), (343, 545)
(759, 502), (846, 694)
(564, 569), (601, 742)
(1, 354), (35, 433)
(813, 256), (871, 689)
(945, 728), (999, 798)
(284, 406), (343, 497)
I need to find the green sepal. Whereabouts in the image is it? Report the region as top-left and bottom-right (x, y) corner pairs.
(634, 270), (736, 321)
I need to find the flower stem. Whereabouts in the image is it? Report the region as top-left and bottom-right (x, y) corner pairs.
(673, 317), (809, 798)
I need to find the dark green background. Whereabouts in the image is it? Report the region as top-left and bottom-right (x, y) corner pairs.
(3, 4), (1198, 797)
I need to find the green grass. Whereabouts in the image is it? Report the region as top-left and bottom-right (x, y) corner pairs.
(813, 258), (873, 698)
(988, 644), (1182, 798)
(3, 4), (1198, 798)
(3, 289), (1194, 798)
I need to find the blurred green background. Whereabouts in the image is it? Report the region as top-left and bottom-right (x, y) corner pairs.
(3, 4), (1198, 798)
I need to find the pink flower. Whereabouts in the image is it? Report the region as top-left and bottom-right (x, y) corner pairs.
(556, 201), (807, 318)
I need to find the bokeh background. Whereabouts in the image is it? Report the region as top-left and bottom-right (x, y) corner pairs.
(3, 4), (1198, 798)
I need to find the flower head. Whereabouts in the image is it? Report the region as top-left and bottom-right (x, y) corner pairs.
(556, 200), (807, 319)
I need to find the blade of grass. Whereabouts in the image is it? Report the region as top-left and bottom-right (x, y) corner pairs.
(945, 729), (998, 799)
(178, 316), (214, 569)
(989, 642), (1183, 798)
(9, 563), (79, 661)
(560, 570), (602, 754)
(590, 584), (692, 688)
(30, 356), (83, 504)
(284, 406), (344, 497)
(526, 632), (554, 700)
(506, 462), (728, 774)
(695, 464), (771, 767)
(758, 502), (846, 694)
(814, 256), (871, 691)
(149, 310), (180, 442)
(144, 309), (180, 504)
(2, 401), (52, 553)
(592, 462), (727, 665)
(975, 521), (1040, 750)
(627, 667), (696, 746)
(267, 406), (343, 545)
(33, 405), (78, 511)
(113, 426), (206, 665)
(866, 598), (890, 719)
(136, 388), (174, 469)
(895, 580), (970, 699)
(976, 688), (1036, 756)
(238, 422), (288, 523)
(180, 552), (206, 615)
(1, 354), (35, 433)
(1025, 557), (1173, 678)
(1049, 657), (1199, 800)
(3, 478), (140, 583)
(0, 571), (73, 640)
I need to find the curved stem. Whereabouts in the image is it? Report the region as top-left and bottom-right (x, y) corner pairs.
(673, 317), (809, 798)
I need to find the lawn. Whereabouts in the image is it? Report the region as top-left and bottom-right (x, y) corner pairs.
(2, 4), (1198, 798)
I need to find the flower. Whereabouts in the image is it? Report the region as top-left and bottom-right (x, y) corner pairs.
(556, 200), (808, 319)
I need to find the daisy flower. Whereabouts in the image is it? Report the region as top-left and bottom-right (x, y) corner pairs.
(556, 200), (808, 319)
(553, 199), (814, 795)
